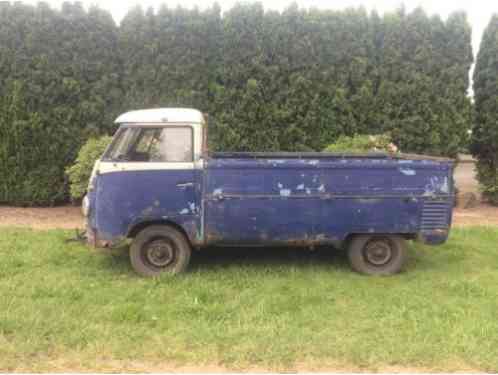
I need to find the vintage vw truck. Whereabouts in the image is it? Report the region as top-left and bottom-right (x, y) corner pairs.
(83, 108), (454, 277)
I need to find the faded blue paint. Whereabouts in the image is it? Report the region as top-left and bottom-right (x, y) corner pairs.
(87, 155), (454, 248)
(203, 157), (453, 245)
(89, 169), (202, 245)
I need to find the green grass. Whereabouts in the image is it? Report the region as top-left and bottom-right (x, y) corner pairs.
(1, 227), (498, 371)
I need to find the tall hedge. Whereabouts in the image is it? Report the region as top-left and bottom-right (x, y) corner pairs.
(209, 5), (473, 154)
(0, 2), (120, 204)
(470, 15), (498, 204)
(0, 2), (474, 205)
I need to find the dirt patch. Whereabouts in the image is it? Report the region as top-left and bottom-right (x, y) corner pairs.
(454, 158), (479, 196)
(453, 204), (498, 226)
(0, 205), (84, 230)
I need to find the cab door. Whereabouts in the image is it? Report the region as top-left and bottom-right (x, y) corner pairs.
(95, 125), (199, 241)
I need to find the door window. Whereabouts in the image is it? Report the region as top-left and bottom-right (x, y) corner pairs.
(105, 127), (193, 162)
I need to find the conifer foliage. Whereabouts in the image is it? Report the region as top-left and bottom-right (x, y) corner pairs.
(470, 15), (498, 204)
(0, 2), (120, 204)
(0, 2), (473, 204)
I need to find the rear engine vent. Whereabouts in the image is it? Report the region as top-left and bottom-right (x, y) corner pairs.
(420, 200), (450, 231)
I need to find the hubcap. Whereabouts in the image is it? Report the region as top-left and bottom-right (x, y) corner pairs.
(145, 239), (174, 267)
(364, 239), (392, 266)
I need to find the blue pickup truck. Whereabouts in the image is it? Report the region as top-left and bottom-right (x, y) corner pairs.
(83, 108), (454, 277)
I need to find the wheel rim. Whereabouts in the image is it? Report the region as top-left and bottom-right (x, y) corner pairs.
(363, 238), (393, 266)
(144, 239), (175, 268)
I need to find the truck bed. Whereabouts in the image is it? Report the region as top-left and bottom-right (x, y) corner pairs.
(204, 152), (454, 246)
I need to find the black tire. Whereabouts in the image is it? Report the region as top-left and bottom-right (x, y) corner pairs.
(130, 225), (191, 277)
(347, 234), (407, 276)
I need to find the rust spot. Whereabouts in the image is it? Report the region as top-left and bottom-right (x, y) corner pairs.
(206, 230), (224, 243)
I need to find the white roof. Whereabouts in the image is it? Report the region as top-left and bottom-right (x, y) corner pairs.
(114, 108), (204, 124)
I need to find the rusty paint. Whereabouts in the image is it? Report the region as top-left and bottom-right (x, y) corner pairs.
(87, 149), (453, 250)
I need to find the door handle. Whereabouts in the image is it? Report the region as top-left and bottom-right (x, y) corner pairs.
(176, 182), (194, 188)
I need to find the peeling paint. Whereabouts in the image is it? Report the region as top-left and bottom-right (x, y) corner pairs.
(399, 168), (416, 176)
(179, 208), (189, 215)
(318, 184), (325, 192)
(296, 183), (305, 190)
(423, 176), (450, 196)
(213, 188), (223, 196)
(440, 177), (449, 193)
(280, 189), (291, 197)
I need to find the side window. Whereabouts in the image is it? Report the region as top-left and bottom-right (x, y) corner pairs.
(132, 127), (192, 162)
(151, 127), (193, 162)
(105, 127), (193, 162)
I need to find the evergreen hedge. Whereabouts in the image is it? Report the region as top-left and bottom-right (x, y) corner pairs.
(0, 2), (474, 205)
(470, 15), (498, 204)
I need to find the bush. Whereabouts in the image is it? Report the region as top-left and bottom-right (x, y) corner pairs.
(473, 161), (498, 205)
(66, 136), (112, 201)
(0, 3), (120, 205)
(323, 134), (398, 153)
(470, 15), (498, 205)
(0, 82), (78, 206)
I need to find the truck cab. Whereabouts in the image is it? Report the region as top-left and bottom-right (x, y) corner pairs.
(84, 108), (454, 277)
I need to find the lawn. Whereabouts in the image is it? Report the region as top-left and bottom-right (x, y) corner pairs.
(1, 227), (498, 372)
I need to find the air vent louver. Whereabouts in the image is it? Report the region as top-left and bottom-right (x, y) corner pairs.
(420, 200), (450, 231)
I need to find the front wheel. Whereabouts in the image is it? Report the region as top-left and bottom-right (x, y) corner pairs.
(130, 225), (191, 277)
(347, 234), (407, 276)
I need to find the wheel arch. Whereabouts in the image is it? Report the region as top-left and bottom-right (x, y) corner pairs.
(127, 219), (191, 244)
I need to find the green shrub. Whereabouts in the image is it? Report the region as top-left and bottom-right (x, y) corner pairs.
(470, 15), (498, 205)
(66, 136), (112, 201)
(0, 82), (79, 206)
(473, 161), (498, 205)
(323, 134), (398, 153)
(0, 3), (120, 206)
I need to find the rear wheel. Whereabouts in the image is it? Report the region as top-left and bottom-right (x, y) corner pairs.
(347, 234), (407, 275)
(130, 225), (191, 277)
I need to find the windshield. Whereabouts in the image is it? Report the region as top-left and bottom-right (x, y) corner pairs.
(104, 126), (193, 162)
